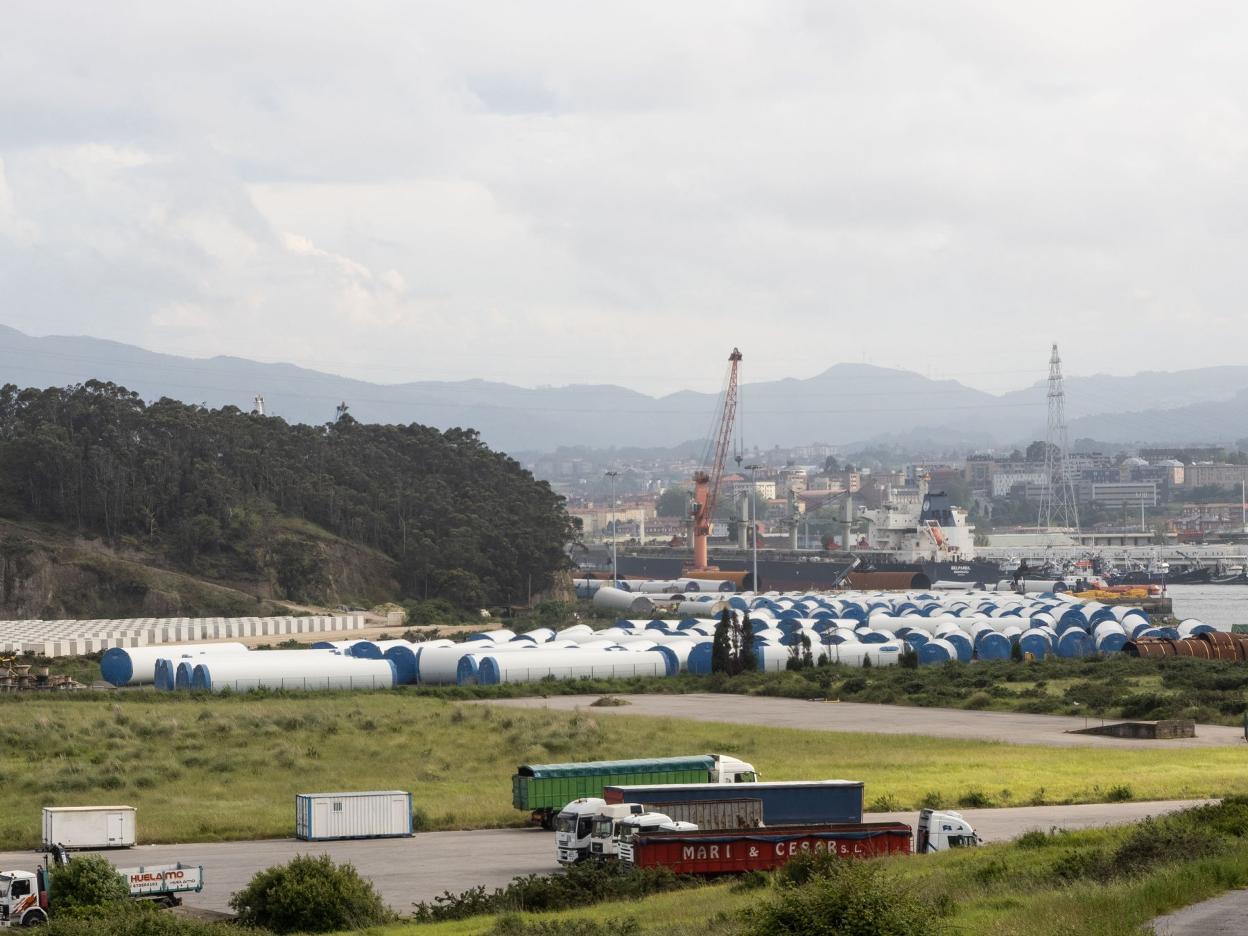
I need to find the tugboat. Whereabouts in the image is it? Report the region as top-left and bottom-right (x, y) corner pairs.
(1209, 561), (1248, 585)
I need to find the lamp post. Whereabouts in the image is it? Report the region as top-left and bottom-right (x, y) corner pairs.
(605, 471), (619, 586)
(745, 463), (763, 591)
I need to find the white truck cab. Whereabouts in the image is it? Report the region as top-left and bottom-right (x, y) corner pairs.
(0, 870), (48, 928)
(588, 803), (648, 859)
(551, 756), (756, 866)
(554, 798), (609, 864)
(709, 755), (758, 783)
(915, 809), (980, 853)
(612, 813), (698, 864)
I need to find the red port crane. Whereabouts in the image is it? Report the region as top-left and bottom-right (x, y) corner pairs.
(687, 348), (742, 573)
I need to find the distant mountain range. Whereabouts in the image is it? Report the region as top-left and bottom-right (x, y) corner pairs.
(2, 325), (1247, 454)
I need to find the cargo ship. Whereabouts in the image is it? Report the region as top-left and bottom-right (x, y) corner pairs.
(590, 482), (1007, 591)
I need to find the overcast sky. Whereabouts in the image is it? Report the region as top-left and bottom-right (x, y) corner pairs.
(2, 1), (1247, 396)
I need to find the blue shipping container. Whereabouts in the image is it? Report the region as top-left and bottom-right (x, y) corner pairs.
(603, 780), (864, 826)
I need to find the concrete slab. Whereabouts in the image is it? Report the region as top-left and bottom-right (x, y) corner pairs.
(478, 694), (1246, 749)
(1152, 888), (1248, 935)
(0, 801), (1210, 916)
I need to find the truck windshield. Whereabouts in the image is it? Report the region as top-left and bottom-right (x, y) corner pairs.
(592, 818), (614, 839)
(555, 815), (577, 834)
(0, 874), (8, 898)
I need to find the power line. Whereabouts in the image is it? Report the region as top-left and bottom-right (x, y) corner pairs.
(1037, 344), (1080, 532)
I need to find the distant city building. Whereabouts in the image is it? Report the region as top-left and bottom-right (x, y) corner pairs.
(1183, 464), (1248, 489)
(568, 504), (654, 537)
(732, 479), (777, 500)
(1140, 446), (1227, 464)
(776, 467), (808, 496)
(991, 470), (1048, 498)
(1078, 481), (1158, 509)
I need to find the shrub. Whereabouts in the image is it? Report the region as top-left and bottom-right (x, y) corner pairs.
(1182, 795), (1248, 839)
(493, 915), (640, 936)
(918, 791), (945, 810)
(46, 902), (266, 935)
(1051, 847), (1114, 882)
(1106, 784), (1133, 802)
(49, 855), (130, 911)
(970, 857), (1010, 884)
(1064, 681), (1118, 710)
(963, 691), (993, 710)
(731, 870), (770, 892)
(412, 859), (698, 922)
(229, 854), (391, 933)
(957, 789), (993, 808)
(744, 855), (945, 936)
(1111, 816), (1226, 876)
(868, 794), (902, 812)
(1015, 828), (1064, 849)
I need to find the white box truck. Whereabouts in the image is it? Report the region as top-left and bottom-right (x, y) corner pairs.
(295, 791), (413, 841)
(42, 807), (135, 850)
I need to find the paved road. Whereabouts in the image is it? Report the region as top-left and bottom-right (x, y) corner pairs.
(0, 800), (1207, 915)
(480, 694), (1246, 749)
(1152, 889), (1248, 935)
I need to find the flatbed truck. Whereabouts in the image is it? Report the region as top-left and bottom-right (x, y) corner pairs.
(0, 846), (203, 927)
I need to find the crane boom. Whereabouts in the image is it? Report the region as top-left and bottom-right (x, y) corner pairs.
(689, 348), (742, 572)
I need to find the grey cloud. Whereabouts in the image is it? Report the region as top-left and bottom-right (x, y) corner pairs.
(2, 1), (1248, 395)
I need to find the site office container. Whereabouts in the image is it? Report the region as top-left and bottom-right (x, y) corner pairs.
(295, 791), (413, 841)
(604, 780), (865, 826)
(512, 756), (717, 816)
(43, 806), (136, 849)
(623, 822), (912, 873)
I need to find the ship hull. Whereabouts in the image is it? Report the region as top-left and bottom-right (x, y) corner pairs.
(597, 551), (1005, 593)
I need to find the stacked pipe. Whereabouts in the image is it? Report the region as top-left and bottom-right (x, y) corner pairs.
(669, 586), (1170, 667)
(574, 577), (738, 598)
(102, 643), (249, 687)
(105, 587), (1218, 694)
(1126, 630), (1248, 661)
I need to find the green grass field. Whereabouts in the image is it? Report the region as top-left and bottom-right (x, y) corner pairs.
(406, 654), (1248, 726)
(349, 802), (1248, 936)
(1, 691), (1246, 849)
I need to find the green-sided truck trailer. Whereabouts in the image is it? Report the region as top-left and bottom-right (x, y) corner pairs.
(513, 753), (757, 828)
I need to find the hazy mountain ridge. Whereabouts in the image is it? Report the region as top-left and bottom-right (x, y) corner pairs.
(0, 325), (1244, 452)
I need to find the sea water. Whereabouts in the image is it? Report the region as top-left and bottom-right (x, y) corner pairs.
(1165, 584), (1248, 630)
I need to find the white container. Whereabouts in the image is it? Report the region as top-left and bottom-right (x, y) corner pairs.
(43, 806), (136, 849)
(295, 791), (413, 841)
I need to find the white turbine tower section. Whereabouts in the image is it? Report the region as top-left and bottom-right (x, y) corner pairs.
(1037, 343), (1080, 532)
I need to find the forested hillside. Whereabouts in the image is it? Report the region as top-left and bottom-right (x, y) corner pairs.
(0, 382), (574, 615)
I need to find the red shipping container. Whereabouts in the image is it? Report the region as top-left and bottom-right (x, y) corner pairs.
(626, 822), (912, 874)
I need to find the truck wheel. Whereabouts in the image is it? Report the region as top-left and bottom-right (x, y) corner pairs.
(22, 909), (48, 926)
(540, 813), (555, 831)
